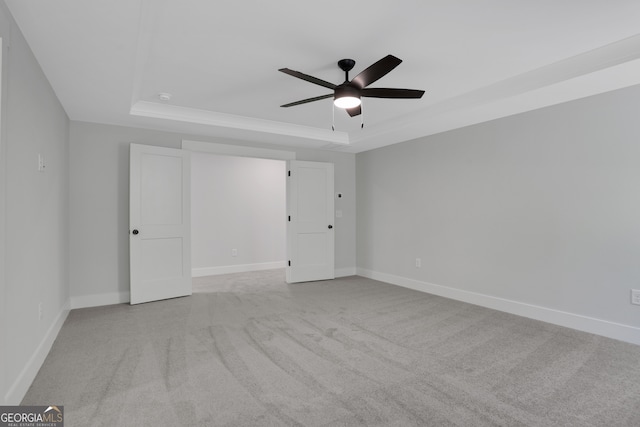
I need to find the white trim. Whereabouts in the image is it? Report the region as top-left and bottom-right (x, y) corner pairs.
(130, 101), (350, 144)
(335, 267), (357, 278)
(0, 36), (6, 405)
(193, 261), (287, 277)
(4, 302), (70, 405)
(357, 268), (640, 346)
(182, 140), (296, 160)
(70, 291), (130, 309)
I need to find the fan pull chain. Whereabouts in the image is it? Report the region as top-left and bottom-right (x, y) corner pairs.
(332, 104), (335, 131)
(330, 102), (365, 130)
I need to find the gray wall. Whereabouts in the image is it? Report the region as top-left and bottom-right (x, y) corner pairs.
(0, 3), (70, 404)
(69, 121), (356, 304)
(191, 153), (286, 275)
(357, 85), (640, 336)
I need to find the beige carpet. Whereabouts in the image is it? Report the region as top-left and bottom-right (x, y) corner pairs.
(23, 270), (640, 426)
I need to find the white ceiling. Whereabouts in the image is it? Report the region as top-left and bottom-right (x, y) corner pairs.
(6, 0), (640, 153)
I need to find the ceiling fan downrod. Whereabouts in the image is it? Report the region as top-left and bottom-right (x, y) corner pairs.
(337, 59), (356, 82)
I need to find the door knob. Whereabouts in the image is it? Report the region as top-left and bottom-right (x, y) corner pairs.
(328, 225), (333, 229)
(132, 229), (139, 235)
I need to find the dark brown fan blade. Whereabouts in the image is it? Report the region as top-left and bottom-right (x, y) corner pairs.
(279, 68), (337, 89)
(280, 93), (333, 108)
(346, 105), (361, 117)
(361, 88), (425, 99)
(351, 55), (402, 88)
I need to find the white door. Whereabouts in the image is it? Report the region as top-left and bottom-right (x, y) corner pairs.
(286, 160), (335, 283)
(130, 143), (191, 304)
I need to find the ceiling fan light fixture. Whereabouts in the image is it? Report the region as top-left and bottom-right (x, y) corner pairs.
(333, 85), (361, 109)
(334, 96), (361, 109)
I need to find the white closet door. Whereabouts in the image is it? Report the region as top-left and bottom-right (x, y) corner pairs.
(130, 143), (191, 304)
(286, 160), (334, 283)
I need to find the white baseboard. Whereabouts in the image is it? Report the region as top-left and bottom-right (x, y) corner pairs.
(193, 261), (287, 277)
(357, 268), (640, 346)
(4, 302), (70, 405)
(71, 291), (130, 309)
(335, 267), (357, 278)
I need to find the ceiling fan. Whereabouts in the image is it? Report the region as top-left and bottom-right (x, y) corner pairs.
(279, 54), (425, 117)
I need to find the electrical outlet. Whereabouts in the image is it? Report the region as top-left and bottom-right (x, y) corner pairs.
(631, 289), (640, 306)
(38, 302), (43, 320)
(415, 258), (421, 268)
(231, 248), (238, 257)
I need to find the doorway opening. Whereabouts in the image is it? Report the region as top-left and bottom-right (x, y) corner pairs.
(190, 151), (287, 278)
(182, 140), (335, 286)
(183, 141), (295, 286)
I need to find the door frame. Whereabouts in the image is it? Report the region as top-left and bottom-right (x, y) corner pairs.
(131, 140), (338, 302)
(182, 140), (296, 162)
